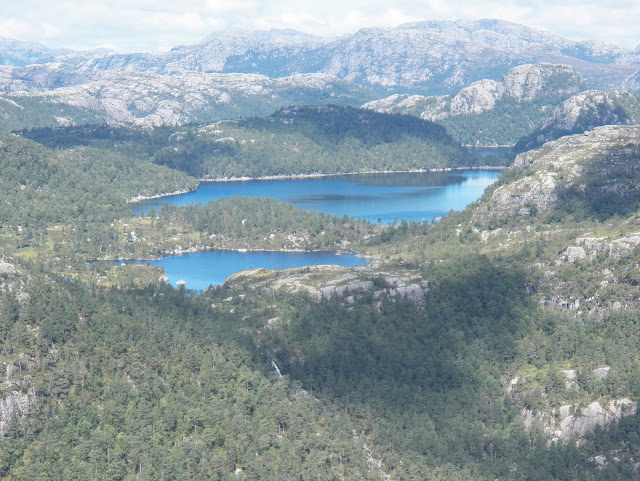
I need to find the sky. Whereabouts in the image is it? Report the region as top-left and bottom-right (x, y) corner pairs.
(1, 0), (639, 53)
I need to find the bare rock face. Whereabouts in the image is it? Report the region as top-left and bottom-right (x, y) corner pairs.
(449, 79), (504, 116)
(0, 391), (31, 435)
(6, 19), (639, 94)
(0, 260), (17, 274)
(512, 373), (637, 446)
(476, 125), (640, 219)
(311, 280), (375, 301)
(386, 283), (426, 304)
(564, 246), (587, 263)
(512, 90), (640, 153)
(622, 70), (640, 92)
(2, 20), (640, 102)
(541, 90), (639, 132)
(0, 67), (368, 127)
(502, 64), (582, 100)
(554, 399), (636, 444)
(225, 264), (428, 305)
(363, 63), (583, 121)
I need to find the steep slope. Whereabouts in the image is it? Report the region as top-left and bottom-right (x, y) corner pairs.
(0, 259), (380, 480)
(621, 70), (640, 91)
(0, 131), (195, 226)
(363, 63), (585, 145)
(513, 90), (640, 154)
(477, 125), (640, 220)
(472, 124), (640, 313)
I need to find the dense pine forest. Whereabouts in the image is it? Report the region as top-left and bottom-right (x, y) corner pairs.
(2, 97), (640, 481)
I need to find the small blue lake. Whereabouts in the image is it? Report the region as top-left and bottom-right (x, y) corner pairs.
(117, 250), (366, 291)
(125, 170), (500, 289)
(132, 170), (501, 224)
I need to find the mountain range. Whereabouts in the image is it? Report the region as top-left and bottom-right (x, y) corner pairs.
(5, 18), (640, 480)
(1, 19), (639, 96)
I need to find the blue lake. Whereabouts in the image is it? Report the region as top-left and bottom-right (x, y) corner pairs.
(132, 170), (501, 224)
(125, 170), (500, 289)
(117, 250), (366, 291)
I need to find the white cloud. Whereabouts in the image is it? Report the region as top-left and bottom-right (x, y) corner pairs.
(204, 0), (257, 15)
(1, 0), (639, 52)
(0, 18), (59, 43)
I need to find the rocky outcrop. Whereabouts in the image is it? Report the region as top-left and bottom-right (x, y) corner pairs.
(0, 68), (369, 127)
(512, 90), (640, 153)
(511, 374), (637, 445)
(557, 233), (640, 263)
(1, 354), (34, 435)
(0, 260), (17, 275)
(2, 20), (640, 96)
(622, 70), (640, 92)
(225, 264), (428, 305)
(0, 256), (28, 301)
(0, 390), (32, 435)
(448, 79), (504, 117)
(308, 279), (375, 302)
(363, 63), (583, 122)
(552, 399), (636, 444)
(501, 64), (583, 100)
(476, 125), (640, 219)
(541, 90), (639, 132)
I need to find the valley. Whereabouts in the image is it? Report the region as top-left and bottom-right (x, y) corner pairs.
(2, 16), (640, 481)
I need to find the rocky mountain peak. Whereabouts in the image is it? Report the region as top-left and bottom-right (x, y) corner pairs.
(502, 63), (582, 99)
(511, 89), (640, 154)
(0, 20), (638, 96)
(363, 63), (584, 121)
(479, 125), (640, 220)
(542, 90), (633, 130)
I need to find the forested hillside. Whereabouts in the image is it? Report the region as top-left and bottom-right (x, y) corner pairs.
(0, 269), (375, 480)
(0, 132), (195, 226)
(4, 105), (640, 480)
(18, 105), (489, 179)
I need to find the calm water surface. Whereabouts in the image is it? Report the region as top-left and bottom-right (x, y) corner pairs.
(126, 170), (500, 288)
(132, 170), (501, 224)
(118, 250), (366, 290)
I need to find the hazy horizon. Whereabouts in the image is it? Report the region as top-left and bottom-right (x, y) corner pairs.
(1, 1), (638, 54)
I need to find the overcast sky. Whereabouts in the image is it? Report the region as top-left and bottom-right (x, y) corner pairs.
(2, 0), (639, 53)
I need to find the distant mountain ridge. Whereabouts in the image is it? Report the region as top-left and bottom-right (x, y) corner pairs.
(0, 67), (373, 129)
(362, 63), (588, 145)
(363, 64), (584, 121)
(2, 19), (640, 95)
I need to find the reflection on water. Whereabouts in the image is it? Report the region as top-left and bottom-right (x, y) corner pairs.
(336, 172), (465, 187)
(106, 250), (367, 291)
(287, 193), (380, 202)
(132, 170), (501, 224)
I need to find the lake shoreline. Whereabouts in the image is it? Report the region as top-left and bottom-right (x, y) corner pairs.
(128, 166), (505, 203)
(94, 249), (371, 290)
(92, 246), (368, 263)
